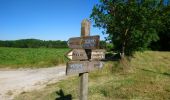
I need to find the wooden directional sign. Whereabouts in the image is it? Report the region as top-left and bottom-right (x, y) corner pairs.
(66, 49), (88, 60)
(67, 37), (82, 49)
(91, 49), (106, 60)
(66, 61), (104, 75)
(67, 35), (100, 49)
(88, 61), (104, 71)
(82, 36), (100, 49)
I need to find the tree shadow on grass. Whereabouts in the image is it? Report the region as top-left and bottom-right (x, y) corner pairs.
(105, 53), (121, 61)
(55, 89), (72, 100)
(140, 68), (170, 77)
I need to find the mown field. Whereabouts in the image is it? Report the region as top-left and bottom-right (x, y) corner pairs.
(0, 47), (69, 68)
(14, 51), (170, 100)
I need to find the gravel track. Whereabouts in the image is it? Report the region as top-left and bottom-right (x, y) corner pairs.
(0, 66), (66, 100)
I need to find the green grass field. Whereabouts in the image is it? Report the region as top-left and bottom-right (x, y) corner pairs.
(0, 47), (69, 68)
(14, 51), (170, 100)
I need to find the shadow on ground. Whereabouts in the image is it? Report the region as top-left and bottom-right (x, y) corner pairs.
(105, 52), (121, 61)
(55, 89), (72, 100)
(139, 68), (170, 77)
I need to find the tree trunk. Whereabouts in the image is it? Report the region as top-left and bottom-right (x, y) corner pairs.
(121, 42), (125, 59)
(121, 28), (129, 59)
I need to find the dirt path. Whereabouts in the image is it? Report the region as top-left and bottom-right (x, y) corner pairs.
(0, 65), (66, 100)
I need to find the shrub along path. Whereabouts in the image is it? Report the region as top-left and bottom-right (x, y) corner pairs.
(0, 65), (66, 100)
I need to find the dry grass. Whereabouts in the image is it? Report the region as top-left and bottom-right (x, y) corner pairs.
(14, 51), (170, 100)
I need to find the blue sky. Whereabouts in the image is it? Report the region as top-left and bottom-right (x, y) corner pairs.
(0, 0), (105, 41)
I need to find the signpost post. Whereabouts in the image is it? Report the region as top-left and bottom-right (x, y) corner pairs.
(79, 20), (90, 100)
(65, 19), (105, 100)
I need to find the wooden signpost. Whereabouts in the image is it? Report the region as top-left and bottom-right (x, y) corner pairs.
(65, 19), (105, 100)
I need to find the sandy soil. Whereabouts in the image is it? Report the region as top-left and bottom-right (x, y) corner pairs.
(0, 66), (66, 100)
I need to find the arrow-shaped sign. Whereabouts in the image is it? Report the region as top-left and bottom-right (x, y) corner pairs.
(65, 49), (88, 60)
(91, 49), (106, 60)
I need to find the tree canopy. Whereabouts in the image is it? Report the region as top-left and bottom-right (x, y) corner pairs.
(90, 0), (170, 57)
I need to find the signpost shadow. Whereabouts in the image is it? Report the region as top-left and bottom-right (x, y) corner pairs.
(55, 89), (72, 100)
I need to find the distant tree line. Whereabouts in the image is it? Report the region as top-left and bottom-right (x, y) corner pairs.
(0, 39), (109, 49)
(0, 39), (68, 48)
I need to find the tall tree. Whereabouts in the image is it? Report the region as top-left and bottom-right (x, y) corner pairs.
(90, 0), (169, 58)
(150, 1), (170, 51)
